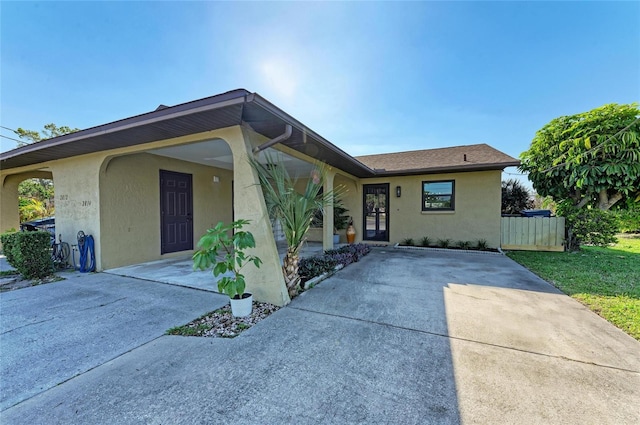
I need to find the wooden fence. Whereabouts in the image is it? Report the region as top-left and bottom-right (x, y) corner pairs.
(501, 216), (565, 252)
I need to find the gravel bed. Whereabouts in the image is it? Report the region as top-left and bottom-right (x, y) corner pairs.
(169, 302), (281, 338)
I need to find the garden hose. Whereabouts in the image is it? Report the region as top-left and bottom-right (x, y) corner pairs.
(77, 231), (96, 273)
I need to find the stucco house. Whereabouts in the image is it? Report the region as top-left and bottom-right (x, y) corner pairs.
(0, 89), (519, 306)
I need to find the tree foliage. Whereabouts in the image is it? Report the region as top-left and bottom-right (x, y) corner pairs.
(14, 123), (79, 146)
(18, 198), (49, 222)
(564, 207), (619, 251)
(501, 179), (533, 214)
(519, 103), (640, 210)
(14, 124), (78, 222)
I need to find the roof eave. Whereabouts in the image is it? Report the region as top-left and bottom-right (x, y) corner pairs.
(372, 161), (521, 177)
(247, 94), (375, 177)
(0, 89), (250, 164)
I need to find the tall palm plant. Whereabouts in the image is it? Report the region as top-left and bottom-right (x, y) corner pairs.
(250, 154), (335, 298)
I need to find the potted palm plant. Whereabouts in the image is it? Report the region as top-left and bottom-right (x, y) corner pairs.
(192, 219), (262, 317)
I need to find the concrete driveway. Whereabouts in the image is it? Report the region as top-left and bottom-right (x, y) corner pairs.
(1, 248), (639, 424)
(0, 271), (228, 411)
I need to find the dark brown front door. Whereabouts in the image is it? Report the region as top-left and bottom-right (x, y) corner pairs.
(363, 183), (389, 241)
(160, 170), (193, 254)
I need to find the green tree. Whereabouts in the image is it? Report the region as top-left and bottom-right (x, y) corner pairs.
(519, 103), (640, 211)
(14, 123), (79, 146)
(14, 124), (79, 221)
(18, 198), (48, 222)
(250, 155), (336, 298)
(501, 179), (533, 214)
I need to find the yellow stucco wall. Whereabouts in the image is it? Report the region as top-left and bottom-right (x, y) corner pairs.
(99, 152), (233, 269)
(1, 176), (22, 234)
(358, 170), (502, 248)
(50, 154), (104, 268)
(233, 126), (290, 305)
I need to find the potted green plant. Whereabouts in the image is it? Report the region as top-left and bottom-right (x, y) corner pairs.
(192, 219), (262, 317)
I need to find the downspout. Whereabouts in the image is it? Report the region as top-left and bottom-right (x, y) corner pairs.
(252, 125), (293, 153)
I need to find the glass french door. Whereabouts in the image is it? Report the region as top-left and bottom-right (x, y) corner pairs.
(363, 184), (389, 241)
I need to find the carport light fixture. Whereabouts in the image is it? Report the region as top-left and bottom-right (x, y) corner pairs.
(396, 186), (401, 197)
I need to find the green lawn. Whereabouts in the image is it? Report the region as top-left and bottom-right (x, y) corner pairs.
(507, 235), (640, 340)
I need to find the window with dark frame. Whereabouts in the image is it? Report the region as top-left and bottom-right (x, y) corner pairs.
(422, 180), (455, 211)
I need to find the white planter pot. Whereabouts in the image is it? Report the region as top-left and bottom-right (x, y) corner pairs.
(230, 293), (253, 317)
(333, 234), (340, 245)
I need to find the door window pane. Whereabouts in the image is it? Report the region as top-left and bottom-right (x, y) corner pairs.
(363, 184), (389, 241)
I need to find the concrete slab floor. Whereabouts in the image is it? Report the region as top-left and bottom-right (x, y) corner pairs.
(105, 241), (330, 292)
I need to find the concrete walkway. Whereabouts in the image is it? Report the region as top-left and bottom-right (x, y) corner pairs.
(1, 248), (639, 424)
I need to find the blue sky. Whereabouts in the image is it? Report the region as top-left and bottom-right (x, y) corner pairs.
(1, 1), (638, 184)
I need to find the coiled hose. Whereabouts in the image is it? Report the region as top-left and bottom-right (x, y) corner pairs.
(77, 231), (96, 273)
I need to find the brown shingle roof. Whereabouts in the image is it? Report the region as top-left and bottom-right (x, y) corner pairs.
(355, 143), (519, 175)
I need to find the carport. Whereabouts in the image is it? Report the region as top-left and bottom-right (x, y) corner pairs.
(0, 89), (369, 306)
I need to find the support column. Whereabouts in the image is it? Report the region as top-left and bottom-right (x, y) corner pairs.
(228, 126), (290, 306)
(0, 176), (20, 234)
(323, 169), (336, 251)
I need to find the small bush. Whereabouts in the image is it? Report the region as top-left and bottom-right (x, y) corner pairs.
(298, 256), (338, 280)
(566, 208), (619, 250)
(611, 205), (640, 234)
(457, 240), (471, 250)
(476, 239), (488, 250)
(437, 238), (451, 248)
(420, 236), (431, 247)
(299, 243), (371, 282)
(2, 231), (53, 279)
(401, 238), (415, 246)
(0, 231), (18, 266)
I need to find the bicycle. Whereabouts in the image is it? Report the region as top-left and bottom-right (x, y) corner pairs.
(51, 234), (71, 269)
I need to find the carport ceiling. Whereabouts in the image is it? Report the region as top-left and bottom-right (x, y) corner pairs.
(148, 141), (315, 176)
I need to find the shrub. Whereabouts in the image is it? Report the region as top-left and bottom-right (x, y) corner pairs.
(437, 238), (451, 248)
(420, 236), (431, 247)
(611, 205), (640, 233)
(299, 256), (338, 280)
(1, 231), (53, 279)
(330, 243), (371, 262)
(401, 238), (414, 246)
(299, 243), (371, 282)
(476, 239), (488, 250)
(565, 208), (619, 250)
(0, 231), (18, 266)
(457, 240), (471, 250)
